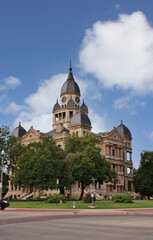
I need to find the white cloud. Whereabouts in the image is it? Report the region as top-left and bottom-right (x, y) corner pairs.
(5, 76), (21, 89)
(113, 95), (145, 114)
(13, 73), (97, 132)
(79, 11), (153, 95)
(5, 102), (26, 114)
(0, 76), (21, 91)
(89, 108), (107, 133)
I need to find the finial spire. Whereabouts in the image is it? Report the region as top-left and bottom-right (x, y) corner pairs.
(121, 120), (123, 124)
(69, 59), (72, 73)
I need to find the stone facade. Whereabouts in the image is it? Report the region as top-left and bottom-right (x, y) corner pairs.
(5, 65), (133, 200)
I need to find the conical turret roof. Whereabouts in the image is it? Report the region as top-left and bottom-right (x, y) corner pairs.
(53, 100), (61, 111)
(80, 100), (88, 112)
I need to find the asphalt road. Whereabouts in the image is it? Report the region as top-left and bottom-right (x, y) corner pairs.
(1, 214), (153, 240)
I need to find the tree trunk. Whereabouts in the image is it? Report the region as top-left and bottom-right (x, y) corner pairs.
(79, 184), (85, 200)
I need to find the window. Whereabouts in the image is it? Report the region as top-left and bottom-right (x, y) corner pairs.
(128, 181), (132, 191)
(63, 112), (66, 119)
(55, 114), (58, 121)
(127, 152), (130, 161)
(69, 111), (73, 118)
(112, 149), (115, 156)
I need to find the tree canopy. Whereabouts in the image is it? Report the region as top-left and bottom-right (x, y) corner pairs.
(134, 151), (153, 198)
(65, 134), (116, 199)
(0, 126), (12, 197)
(13, 136), (65, 191)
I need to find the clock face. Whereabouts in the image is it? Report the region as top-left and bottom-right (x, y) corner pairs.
(62, 96), (66, 103)
(75, 96), (80, 103)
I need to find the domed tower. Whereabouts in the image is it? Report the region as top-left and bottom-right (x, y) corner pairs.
(53, 63), (82, 129)
(12, 122), (26, 138)
(117, 120), (132, 139)
(69, 111), (92, 136)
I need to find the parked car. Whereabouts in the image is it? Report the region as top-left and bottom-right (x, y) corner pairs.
(0, 200), (9, 210)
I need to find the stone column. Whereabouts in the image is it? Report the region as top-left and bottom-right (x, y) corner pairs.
(110, 146), (112, 156)
(107, 185), (110, 192)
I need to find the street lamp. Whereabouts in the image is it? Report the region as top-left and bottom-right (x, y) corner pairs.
(90, 177), (96, 207)
(0, 150), (5, 200)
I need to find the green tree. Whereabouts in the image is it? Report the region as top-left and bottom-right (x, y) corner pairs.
(65, 134), (117, 200)
(134, 151), (153, 198)
(0, 126), (11, 197)
(0, 126), (10, 167)
(13, 136), (66, 192)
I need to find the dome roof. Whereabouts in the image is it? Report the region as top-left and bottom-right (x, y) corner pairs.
(117, 120), (132, 138)
(12, 122), (26, 137)
(80, 100), (88, 112)
(70, 111), (91, 126)
(61, 64), (80, 96)
(67, 98), (75, 107)
(53, 100), (61, 111)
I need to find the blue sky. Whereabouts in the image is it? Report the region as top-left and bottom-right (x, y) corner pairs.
(0, 0), (153, 168)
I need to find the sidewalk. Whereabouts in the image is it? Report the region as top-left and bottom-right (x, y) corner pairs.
(5, 208), (153, 215)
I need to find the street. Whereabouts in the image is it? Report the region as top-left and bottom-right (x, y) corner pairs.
(0, 210), (153, 240)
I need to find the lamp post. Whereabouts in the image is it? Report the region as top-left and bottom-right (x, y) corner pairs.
(90, 177), (96, 207)
(0, 150), (5, 200)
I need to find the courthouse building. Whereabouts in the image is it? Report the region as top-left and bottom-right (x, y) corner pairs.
(6, 64), (133, 200)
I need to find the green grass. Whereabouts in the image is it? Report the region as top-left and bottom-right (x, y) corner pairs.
(8, 200), (153, 209)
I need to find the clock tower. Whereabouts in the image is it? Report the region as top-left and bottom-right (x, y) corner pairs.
(53, 63), (81, 129)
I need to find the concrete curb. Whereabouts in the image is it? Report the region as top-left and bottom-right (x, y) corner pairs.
(5, 208), (153, 216)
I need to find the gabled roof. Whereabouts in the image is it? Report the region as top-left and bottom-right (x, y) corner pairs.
(67, 98), (75, 107)
(46, 127), (69, 135)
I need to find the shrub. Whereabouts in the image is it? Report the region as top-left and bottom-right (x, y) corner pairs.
(83, 193), (96, 203)
(45, 194), (66, 203)
(112, 194), (133, 203)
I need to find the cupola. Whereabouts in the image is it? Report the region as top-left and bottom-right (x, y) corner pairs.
(61, 63), (80, 96)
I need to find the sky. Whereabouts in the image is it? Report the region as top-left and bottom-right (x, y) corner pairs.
(0, 0), (153, 168)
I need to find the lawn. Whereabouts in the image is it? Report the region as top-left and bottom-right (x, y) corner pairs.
(8, 200), (153, 209)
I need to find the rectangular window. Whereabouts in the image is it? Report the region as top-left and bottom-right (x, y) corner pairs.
(69, 111), (73, 118)
(112, 149), (115, 156)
